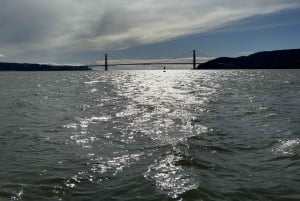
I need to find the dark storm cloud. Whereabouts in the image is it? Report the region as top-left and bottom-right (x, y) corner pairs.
(84, 8), (132, 38)
(0, 0), (63, 45)
(0, 0), (299, 63)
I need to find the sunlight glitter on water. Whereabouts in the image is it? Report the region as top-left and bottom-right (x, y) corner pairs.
(101, 71), (216, 198)
(91, 152), (144, 176)
(1, 70), (300, 201)
(145, 154), (198, 199)
(111, 71), (216, 146)
(60, 71), (217, 196)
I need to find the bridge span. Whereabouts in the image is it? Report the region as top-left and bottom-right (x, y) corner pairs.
(89, 62), (202, 67)
(88, 50), (206, 70)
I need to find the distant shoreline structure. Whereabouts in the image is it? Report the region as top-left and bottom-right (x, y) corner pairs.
(1, 48), (300, 71)
(197, 49), (300, 69)
(0, 62), (91, 71)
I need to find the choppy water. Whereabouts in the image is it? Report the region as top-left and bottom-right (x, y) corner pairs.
(0, 70), (300, 201)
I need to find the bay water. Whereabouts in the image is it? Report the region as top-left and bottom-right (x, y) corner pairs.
(0, 70), (299, 201)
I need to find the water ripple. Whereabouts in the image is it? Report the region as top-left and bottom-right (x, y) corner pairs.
(1, 70), (300, 201)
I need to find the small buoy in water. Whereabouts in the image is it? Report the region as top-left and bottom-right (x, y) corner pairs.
(163, 66), (166, 72)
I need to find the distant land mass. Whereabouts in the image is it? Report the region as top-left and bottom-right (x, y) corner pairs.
(0, 62), (91, 71)
(197, 49), (300, 69)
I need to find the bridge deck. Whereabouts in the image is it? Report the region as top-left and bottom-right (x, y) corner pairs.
(89, 62), (202, 67)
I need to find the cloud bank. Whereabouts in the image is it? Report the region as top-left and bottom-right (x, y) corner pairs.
(0, 0), (299, 62)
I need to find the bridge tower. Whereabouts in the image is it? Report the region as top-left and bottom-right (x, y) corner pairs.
(105, 53), (108, 71)
(193, 49), (196, 69)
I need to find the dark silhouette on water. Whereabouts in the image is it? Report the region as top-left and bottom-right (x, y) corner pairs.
(163, 66), (166, 72)
(197, 49), (300, 69)
(0, 62), (91, 71)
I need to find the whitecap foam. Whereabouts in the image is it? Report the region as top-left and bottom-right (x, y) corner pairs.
(90, 116), (111, 122)
(10, 185), (25, 201)
(84, 80), (100, 85)
(90, 88), (98, 93)
(272, 139), (300, 155)
(63, 123), (78, 129)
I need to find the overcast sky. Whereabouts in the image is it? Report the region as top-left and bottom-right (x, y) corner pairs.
(0, 0), (300, 64)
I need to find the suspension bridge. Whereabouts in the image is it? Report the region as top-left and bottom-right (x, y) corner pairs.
(88, 49), (208, 70)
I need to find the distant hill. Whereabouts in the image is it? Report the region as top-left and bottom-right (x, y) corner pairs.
(0, 62), (91, 71)
(197, 49), (300, 69)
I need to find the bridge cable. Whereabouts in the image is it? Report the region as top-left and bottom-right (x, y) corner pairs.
(195, 50), (209, 58)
